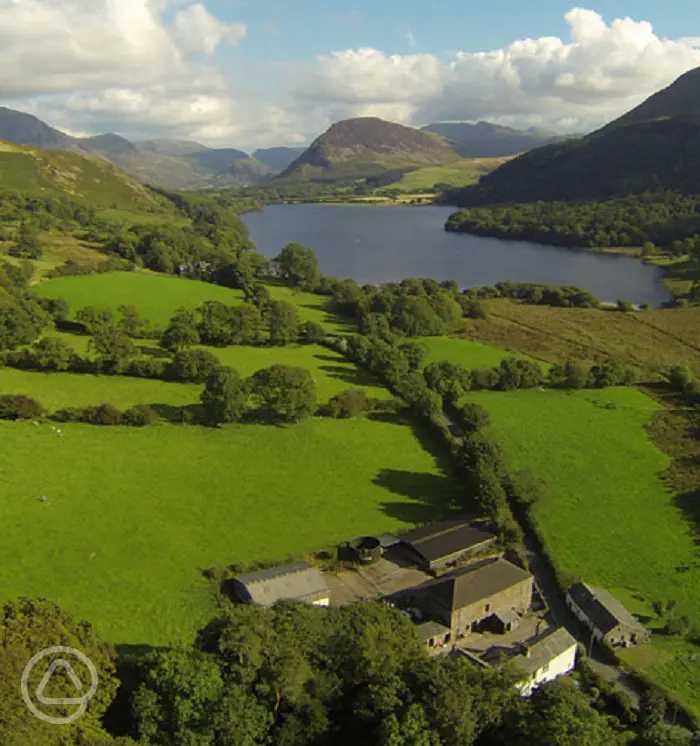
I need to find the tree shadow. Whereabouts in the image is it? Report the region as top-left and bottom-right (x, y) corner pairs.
(374, 468), (462, 524)
(675, 488), (700, 548)
(150, 402), (204, 425)
(318, 363), (383, 389)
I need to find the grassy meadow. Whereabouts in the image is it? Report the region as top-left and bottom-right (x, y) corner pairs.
(465, 386), (700, 718)
(35, 271), (246, 327)
(0, 417), (459, 645)
(380, 157), (511, 193)
(202, 343), (390, 402)
(0, 367), (200, 411)
(418, 335), (541, 370)
(34, 271), (353, 333)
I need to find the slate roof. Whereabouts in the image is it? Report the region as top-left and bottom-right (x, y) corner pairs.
(516, 627), (578, 677)
(415, 620), (452, 642)
(567, 583), (646, 636)
(401, 520), (496, 564)
(426, 558), (532, 612)
(233, 561), (329, 607)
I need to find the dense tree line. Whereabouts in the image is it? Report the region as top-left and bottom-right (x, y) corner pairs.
(3, 596), (695, 746)
(446, 191), (700, 257)
(0, 260), (56, 351)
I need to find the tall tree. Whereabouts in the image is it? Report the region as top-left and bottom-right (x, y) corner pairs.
(274, 243), (320, 290)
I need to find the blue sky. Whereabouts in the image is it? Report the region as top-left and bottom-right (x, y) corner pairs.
(207, 0), (698, 61)
(0, 1), (698, 148)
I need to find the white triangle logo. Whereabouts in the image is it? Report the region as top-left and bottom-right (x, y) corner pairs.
(36, 658), (85, 705)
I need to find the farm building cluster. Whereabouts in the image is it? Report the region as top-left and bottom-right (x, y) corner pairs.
(228, 519), (649, 696)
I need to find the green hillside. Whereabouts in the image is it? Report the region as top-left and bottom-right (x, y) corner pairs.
(0, 140), (167, 211)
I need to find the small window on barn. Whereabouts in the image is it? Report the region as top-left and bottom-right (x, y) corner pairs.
(485, 604), (491, 613)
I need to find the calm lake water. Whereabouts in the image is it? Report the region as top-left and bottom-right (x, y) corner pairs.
(243, 204), (671, 306)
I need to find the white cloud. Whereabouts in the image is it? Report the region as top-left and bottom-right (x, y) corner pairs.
(1, 4), (699, 149)
(298, 8), (700, 134)
(173, 3), (246, 56)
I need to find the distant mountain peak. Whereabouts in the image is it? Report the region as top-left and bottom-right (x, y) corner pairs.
(281, 116), (458, 181)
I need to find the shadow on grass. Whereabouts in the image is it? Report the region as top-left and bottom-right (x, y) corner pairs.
(374, 468), (461, 525)
(676, 488), (700, 548)
(373, 413), (464, 524)
(317, 362), (384, 389)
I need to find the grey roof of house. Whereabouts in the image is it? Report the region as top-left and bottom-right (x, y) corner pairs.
(493, 608), (521, 627)
(516, 627), (577, 677)
(426, 558), (532, 612)
(234, 561), (329, 607)
(567, 582), (646, 636)
(401, 521), (496, 564)
(415, 620), (452, 641)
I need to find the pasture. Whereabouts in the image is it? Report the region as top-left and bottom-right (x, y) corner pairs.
(380, 157), (510, 193)
(0, 417), (459, 645)
(34, 271), (353, 333)
(35, 272), (245, 328)
(0, 368), (200, 411)
(202, 343), (391, 402)
(418, 335), (539, 370)
(465, 386), (700, 718)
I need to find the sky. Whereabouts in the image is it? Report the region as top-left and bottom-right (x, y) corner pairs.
(1, 0), (699, 151)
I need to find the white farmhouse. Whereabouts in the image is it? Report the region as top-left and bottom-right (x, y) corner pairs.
(515, 627), (578, 696)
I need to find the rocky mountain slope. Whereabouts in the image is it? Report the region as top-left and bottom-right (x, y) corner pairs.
(280, 117), (460, 182)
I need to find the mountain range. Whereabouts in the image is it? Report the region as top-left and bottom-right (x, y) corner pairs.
(420, 121), (562, 158)
(457, 66), (700, 204)
(0, 105), (572, 190)
(0, 107), (274, 190)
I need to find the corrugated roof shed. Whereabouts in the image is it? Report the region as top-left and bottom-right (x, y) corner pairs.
(402, 521), (495, 564)
(233, 561), (329, 607)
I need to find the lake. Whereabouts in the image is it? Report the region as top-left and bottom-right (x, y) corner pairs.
(243, 204), (671, 306)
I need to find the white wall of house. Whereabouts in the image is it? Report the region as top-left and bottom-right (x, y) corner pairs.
(518, 643), (578, 697)
(313, 597), (330, 607)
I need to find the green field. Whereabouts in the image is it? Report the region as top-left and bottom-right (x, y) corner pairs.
(419, 336), (541, 370)
(0, 418), (459, 645)
(0, 368), (199, 411)
(465, 387), (700, 718)
(380, 157), (510, 193)
(35, 272), (245, 327)
(202, 343), (390, 402)
(35, 271), (353, 333)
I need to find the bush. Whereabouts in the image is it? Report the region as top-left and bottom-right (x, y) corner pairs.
(168, 349), (220, 383)
(299, 320), (325, 344)
(471, 367), (501, 390)
(456, 402), (490, 434)
(0, 394), (43, 420)
(126, 357), (169, 379)
(123, 405), (158, 427)
(326, 389), (371, 419)
(86, 404), (123, 426)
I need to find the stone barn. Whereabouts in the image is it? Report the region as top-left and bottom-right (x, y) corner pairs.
(566, 582), (650, 648)
(415, 557), (533, 638)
